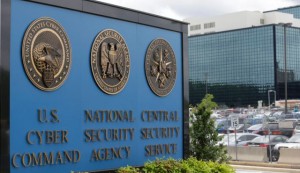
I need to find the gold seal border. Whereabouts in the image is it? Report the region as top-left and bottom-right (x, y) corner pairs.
(21, 17), (72, 91)
(90, 29), (130, 95)
(145, 38), (177, 97)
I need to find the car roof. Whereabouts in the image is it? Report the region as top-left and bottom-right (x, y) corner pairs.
(248, 124), (263, 128)
(255, 135), (286, 139)
(228, 133), (259, 136)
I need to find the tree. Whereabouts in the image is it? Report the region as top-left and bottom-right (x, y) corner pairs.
(189, 94), (229, 163)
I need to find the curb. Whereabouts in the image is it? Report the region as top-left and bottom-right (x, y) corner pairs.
(230, 161), (300, 169)
(231, 165), (300, 173)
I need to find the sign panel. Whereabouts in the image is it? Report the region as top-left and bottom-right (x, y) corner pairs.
(231, 116), (239, 128)
(0, 0), (188, 173)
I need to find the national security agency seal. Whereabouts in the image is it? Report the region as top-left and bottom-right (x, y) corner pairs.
(22, 17), (71, 91)
(91, 29), (130, 94)
(145, 39), (176, 96)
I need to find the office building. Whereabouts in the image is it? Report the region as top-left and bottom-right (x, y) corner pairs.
(186, 6), (300, 107)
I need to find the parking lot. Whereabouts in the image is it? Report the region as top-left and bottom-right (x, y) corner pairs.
(212, 107), (300, 163)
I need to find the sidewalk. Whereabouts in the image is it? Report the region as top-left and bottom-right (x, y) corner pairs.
(230, 160), (300, 170)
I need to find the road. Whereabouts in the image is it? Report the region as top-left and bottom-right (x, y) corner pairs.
(233, 165), (300, 173)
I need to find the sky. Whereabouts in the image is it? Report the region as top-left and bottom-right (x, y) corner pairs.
(97, 0), (300, 20)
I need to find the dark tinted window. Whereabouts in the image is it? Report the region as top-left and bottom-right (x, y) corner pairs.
(266, 123), (279, 130)
(247, 135), (259, 140)
(285, 114), (294, 119)
(273, 137), (284, 142)
(189, 26), (275, 107)
(239, 136), (247, 141)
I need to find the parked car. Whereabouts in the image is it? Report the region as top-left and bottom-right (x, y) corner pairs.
(246, 135), (288, 161)
(268, 111), (285, 121)
(228, 124), (245, 133)
(260, 122), (295, 137)
(294, 124), (300, 135)
(246, 135), (288, 148)
(285, 112), (300, 120)
(278, 120), (298, 137)
(243, 117), (263, 129)
(273, 134), (300, 161)
(218, 133), (260, 146)
(260, 122), (281, 136)
(215, 118), (230, 133)
(246, 124), (263, 134)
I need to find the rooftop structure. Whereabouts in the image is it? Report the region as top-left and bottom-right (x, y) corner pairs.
(186, 5), (300, 107)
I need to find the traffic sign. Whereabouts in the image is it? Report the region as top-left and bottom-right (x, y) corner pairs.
(231, 116), (239, 128)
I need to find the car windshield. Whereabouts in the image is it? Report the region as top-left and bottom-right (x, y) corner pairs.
(264, 123), (278, 130)
(285, 114), (295, 119)
(251, 136), (270, 143)
(215, 119), (227, 128)
(296, 125), (300, 130)
(248, 124), (262, 130)
(287, 134), (300, 143)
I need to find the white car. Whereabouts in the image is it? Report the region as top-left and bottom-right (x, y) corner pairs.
(294, 124), (300, 134)
(274, 134), (300, 151)
(217, 133), (260, 146)
(273, 134), (300, 161)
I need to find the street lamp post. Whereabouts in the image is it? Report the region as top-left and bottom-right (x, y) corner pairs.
(204, 72), (208, 94)
(279, 23), (292, 114)
(267, 89), (276, 162)
(268, 90), (276, 111)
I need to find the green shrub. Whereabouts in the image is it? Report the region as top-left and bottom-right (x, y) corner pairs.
(116, 157), (235, 173)
(189, 94), (230, 163)
(116, 165), (140, 173)
(181, 157), (211, 173)
(207, 161), (235, 173)
(143, 158), (181, 173)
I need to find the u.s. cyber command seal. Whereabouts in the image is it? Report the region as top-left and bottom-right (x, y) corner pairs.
(91, 29), (130, 94)
(145, 39), (176, 97)
(22, 17), (71, 91)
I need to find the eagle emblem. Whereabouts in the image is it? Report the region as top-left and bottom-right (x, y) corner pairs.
(101, 42), (123, 80)
(91, 29), (130, 95)
(33, 43), (62, 87)
(22, 17), (71, 91)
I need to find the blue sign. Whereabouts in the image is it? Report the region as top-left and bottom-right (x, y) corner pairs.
(2, 0), (188, 173)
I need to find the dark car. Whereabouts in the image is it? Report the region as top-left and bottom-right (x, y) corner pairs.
(257, 121), (297, 137)
(252, 123), (281, 136)
(215, 118), (230, 133)
(278, 120), (298, 137)
(246, 135), (288, 161)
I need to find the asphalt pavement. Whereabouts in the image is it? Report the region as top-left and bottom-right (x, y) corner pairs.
(233, 165), (300, 173)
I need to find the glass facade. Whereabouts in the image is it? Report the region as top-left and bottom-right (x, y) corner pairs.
(189, 25), (300, 107)
(189, 26), (275, 107)
(275, 26), (300, 101)
(275, 6), (300, 19)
